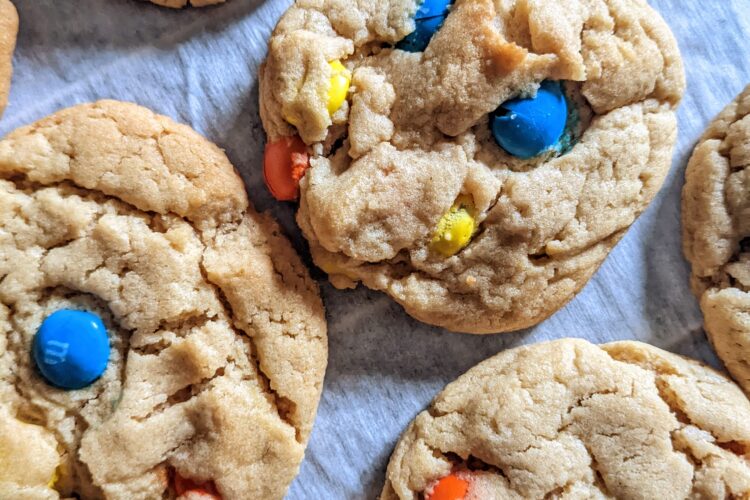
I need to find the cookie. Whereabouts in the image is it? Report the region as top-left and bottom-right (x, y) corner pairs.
(0, 0), (18, 119)
(683, 85), (750, 394)
(0, 101), (327, 499)
(146, 0), (225, 8)
(381, 338), (750, 499)
(258, 0), (685, 333)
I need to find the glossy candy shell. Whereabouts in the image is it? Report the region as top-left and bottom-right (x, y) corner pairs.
(327, 60), (351, 116)
(396, 0), (453, 52)
(491, 80), (568, 159)
(32, 309), (110, 390)
(415, 0), (452, 19)
(426, 474), (470, 500)
(263, 136), (309, 201)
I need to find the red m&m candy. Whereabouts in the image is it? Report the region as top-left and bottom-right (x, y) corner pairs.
(263, 135), (310, 201)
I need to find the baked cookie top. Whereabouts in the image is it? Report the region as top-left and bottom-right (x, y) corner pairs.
(259, 0), (685, 333)
(683, 85), (750, 394)
(0, 0), (18, 118)
(381, 338), (750, 499)
(0, 101), (327, 499)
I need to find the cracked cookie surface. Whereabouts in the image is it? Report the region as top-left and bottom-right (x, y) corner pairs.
(683, 85), (750, 395)
(0, 0), (18, 119)
(381, 338), (750, 499)
(259, 0), (685, 333)
(0, 101), (327, 499)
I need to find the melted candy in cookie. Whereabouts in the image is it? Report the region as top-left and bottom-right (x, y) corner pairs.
(283, 60), (351, 126)
(267, 61), (350, 201)
(491, 80), (568, 159)
(174, 471), (221, 499)
(397, 0), (453, 52)
(432, 195), (477, 257)
(425, 473), (469, 500)
(327, 60), (352, 116)
(264, 135), (310, 201)
(32, 309), (110, 390)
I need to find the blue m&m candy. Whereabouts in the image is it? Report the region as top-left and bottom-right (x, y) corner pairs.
(396, 0), (453, 52)
(491, 80), (569, 159)
(32, 309), (110, 390)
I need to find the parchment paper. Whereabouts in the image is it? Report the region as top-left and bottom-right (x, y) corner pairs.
(3, 1), (749, 497)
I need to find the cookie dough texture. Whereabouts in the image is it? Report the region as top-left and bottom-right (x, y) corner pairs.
(259, 0), (685, 333)
(382, 339), (750, 499)
(0, 101), (327, 499)
(683, 85), (750, 394)
(0, 0), (18, 118)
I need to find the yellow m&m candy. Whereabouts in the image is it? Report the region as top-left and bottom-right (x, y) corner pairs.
(432, 195), (477, 257)
(282, 60), (351, 127)
(48, 469), (59, 488)
(327, 60), (351, 116)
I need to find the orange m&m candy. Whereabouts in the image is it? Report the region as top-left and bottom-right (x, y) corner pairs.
(263, 135), (310, 201)
(425, 473), (469, 500)
(173, 471), (221, 500)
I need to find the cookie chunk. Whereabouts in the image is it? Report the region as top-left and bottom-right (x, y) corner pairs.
(0, 101), (327, 499)
(382, 339), (750, 499)
(259, 0), (685, 333)
(0, 0), (18, 118)
(683, 85), (750, 394)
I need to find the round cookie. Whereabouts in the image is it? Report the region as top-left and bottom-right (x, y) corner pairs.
(0, 0), (18, 119)
(0, 101), (327, 499)
(381, 338), (750, 499)
(146, 0), (225, 7)
(259, 0), (685, 333)
(683, 85), (750, 394)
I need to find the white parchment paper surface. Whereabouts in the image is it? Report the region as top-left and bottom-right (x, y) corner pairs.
(2, 0), (749, 497)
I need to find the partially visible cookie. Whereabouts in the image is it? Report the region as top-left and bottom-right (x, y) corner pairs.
(382, 338), (750, 499)
(146, 0), (225, 8)
(0, 0), (18, 118)
(0, 101), (327, 499)
(683, 85), (750, 394)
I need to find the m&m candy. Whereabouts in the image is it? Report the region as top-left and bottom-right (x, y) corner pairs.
(263, 135), (310, 201)
(425, 473), (469, 500)
(491, 80), (568, 159)
(396, 0), (454, 52)
(174, 471), (221, 499)
(32, 309), (110, 390)
(283, 60), (350, 127)
(327, 60), (351, 116)
(432, 195), (476, 257)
